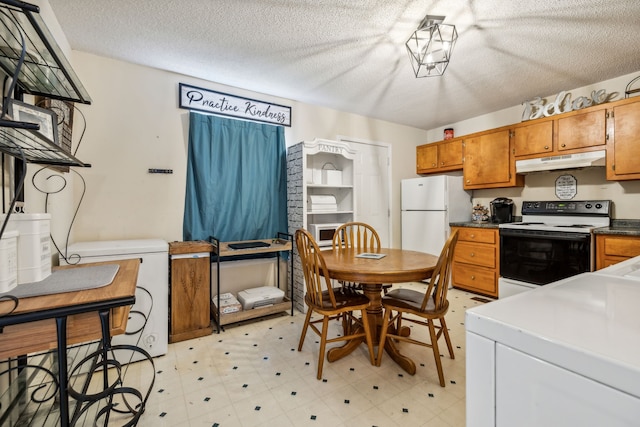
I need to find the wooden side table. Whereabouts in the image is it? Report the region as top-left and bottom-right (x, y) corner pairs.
(169, 241), (214, 342)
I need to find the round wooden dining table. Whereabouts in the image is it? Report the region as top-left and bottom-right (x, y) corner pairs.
(320, 247), (439, 374)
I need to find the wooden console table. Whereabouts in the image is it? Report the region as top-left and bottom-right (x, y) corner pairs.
(0, 259), (142, 426)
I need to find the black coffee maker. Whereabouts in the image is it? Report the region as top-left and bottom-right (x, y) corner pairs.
(490, 198), (514, 223)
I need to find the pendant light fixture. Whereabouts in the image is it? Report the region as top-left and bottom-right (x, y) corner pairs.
(406, 15), (458, 77)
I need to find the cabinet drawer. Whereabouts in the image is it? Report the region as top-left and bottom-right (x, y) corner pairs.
(456, 228), (496, 244)
(452, 263), (497, 294)
(454, 241), (496, 268)
(602, 236), (640, 258)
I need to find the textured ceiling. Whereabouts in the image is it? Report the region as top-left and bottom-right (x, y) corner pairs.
(48, 0), (640, 130)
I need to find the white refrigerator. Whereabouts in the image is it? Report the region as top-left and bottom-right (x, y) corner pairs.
(401, 174), (471, 255)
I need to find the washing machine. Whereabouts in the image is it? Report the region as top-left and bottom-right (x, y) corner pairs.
(61, 239), (168, 363)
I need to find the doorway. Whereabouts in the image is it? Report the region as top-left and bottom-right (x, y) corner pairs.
(338, 137), (392, 247)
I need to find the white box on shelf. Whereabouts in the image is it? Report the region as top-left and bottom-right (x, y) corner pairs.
(237, 286), (284, 310)
(0, 230), (19, 293)
(213, 292), (242, 314)
(322, 169), (342, 186)
(307, 194), (338, 212)
(0, 213), (51, 284)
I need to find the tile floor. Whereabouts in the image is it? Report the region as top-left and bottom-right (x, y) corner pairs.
(117, 284), (488, 427)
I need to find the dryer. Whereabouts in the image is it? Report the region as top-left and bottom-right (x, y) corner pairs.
(61, 239), (168, 363)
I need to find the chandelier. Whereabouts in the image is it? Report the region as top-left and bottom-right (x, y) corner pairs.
(406, 15), (458, 77)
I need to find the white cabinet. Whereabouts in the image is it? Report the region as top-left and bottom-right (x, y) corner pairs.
(287, 139), (356, 312)
(303, 139), (356, 230)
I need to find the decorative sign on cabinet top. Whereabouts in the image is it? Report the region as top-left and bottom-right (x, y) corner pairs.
(179, 83), (291, 126)
(521, 89), (618, 121)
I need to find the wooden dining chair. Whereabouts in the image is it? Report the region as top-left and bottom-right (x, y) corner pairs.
(332, 222), (391, 294)
(375, 230), (459, 386)
(295, 228), (376, 380)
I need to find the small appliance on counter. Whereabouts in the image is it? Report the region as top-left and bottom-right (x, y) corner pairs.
(490, 197), (514, 223)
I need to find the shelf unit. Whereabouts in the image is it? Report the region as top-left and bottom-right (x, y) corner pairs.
(209, 232), (293, 332)
(303, 139), (356, 244)
(0, 0), (91, 167)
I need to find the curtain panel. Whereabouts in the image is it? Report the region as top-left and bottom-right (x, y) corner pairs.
(183, 112), (287, 242)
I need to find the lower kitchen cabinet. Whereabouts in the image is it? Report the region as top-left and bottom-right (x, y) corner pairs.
(451, 227), (499, 298)
(595, 234), (640, 270)
(169, 241), (214, 343)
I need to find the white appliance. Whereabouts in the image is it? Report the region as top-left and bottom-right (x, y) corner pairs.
(401, 174), (471, 255)
(237, 286), (284, 310)
(466, 272), (640, 426)
(515, 149), (606, 173)
(308, 223), (342, 247)
(61, 239), (169, 363)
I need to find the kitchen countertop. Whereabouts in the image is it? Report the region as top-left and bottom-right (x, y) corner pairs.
(593, 219), (640, 236)
(449, 221), (500, 229)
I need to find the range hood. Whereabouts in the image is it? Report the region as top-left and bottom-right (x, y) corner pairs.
(516, 150), (606, 173)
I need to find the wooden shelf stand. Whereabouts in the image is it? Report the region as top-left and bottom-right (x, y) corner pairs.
(209, 232), (294, 332)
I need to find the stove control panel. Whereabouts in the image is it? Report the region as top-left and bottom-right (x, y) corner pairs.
(521, 200), (611, 216)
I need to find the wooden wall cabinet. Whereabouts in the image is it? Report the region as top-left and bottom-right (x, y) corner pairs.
(556, 106), (608, 152)
(169, 241), (214, 343)
(595, 234), (640, 270)
(512, 120), (554, 157)
(416, 138), (463, 174)
(451, 227), (499, 298)
(606, 98), (640, 180)
(463, 129), (524, 190)
(415, 96), (640, 189)
(513, 104), (607, 159)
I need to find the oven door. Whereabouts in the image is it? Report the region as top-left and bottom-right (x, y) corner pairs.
(499, 228), (592, 286)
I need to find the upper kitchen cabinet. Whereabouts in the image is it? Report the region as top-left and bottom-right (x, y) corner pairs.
(556, 105), (608, 152)
(463, 128), (524, 190)
(606, 97), (640, 180)
(416, 138), (463, 174)
(512, 103), (607, 159)
(512, 119), (553, 157)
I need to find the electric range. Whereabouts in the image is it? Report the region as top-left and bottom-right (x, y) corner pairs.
(498, 200), (611, 297)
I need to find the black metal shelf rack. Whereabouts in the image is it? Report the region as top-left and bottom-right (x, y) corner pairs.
(0, 0), (91, 167)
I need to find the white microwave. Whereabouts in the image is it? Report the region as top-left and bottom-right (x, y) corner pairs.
(308, 223), (343, 247)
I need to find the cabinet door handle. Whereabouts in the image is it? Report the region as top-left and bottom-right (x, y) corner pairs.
(561, 143), (566, 148)
(432, 163), (436, 167)
(470, 234), (475, 239)
(471, 275), (476, 280)
(470, 252), (475, 257)
(544, 145), (549, 150)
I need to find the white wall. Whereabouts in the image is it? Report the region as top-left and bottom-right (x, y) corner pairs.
(15, 51), (427, 253)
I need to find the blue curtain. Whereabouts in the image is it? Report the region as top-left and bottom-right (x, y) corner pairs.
(183, 112), (287, 242)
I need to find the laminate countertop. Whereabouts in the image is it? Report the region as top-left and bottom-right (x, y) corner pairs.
(449, 221), (500, 229)
(593, 219), (640, 236)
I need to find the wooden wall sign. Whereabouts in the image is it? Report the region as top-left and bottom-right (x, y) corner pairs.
(179, 83), (291, 127)
(521, 89), (618, 121)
